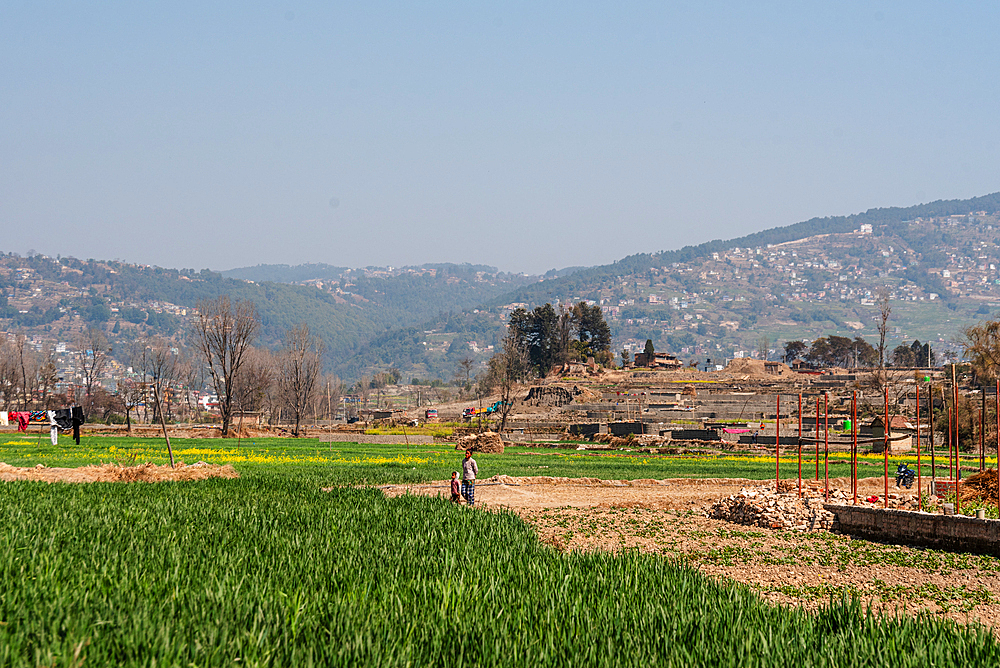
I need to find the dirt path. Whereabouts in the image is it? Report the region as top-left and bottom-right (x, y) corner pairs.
(383, 475), (1000, 633)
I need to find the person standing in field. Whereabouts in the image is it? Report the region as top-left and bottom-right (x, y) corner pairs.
(461, 450), (478, 506)
(450, 471), (461, 503)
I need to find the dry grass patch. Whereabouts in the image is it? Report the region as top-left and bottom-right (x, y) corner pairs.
(0, 461), (239, 483)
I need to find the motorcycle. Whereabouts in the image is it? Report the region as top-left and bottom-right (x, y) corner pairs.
(895, 464), (915, 489)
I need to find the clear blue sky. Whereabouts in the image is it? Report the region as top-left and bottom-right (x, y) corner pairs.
(3, 2), (999, 274)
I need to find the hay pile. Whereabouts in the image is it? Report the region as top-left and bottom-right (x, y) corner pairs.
(959, 469), (1000, 504)
(455, 431), (505, 454)
(0, 461), (240, 484)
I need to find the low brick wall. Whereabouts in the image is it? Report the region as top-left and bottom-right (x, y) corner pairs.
(824, 504), (1000, 556)
(320, 434), (435, 444)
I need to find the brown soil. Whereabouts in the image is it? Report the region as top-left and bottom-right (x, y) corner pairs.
(0, 461), (240, 483)
(383, 475), (1000, 633)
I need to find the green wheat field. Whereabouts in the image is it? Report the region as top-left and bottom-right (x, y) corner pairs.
(0, 434), (997, 666)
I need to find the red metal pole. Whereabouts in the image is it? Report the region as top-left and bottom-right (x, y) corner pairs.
(776, 394), (780, 491)
(815, 396), (820, 481)
(916, 384), (922, 511)
(947, 405), (953, 484)
(930, 384), (936, 487)
(954, 367), (961, 516)
(852, 390), (858, 505)
(884, 386), (889, 508)
(798, 393), (802, 498)
(824, 393), (829, 502)
(981, 390), (985, 472)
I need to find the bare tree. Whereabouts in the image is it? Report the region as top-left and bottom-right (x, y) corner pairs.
(276, 324), (324, 437)
(36, 345), (59, 409)
(117, 377), (144, 434)
(131, 337), (180, 422)
(482, 328), (530, 433)
(15, 332), (31, 410)
(231, 347), (275, 430)
(0, 337), (18, 411)
(875, 287), (892, 376)
(357, 375), (371, 412)
(756, 335), (770, 361)
(76, 327), (111, 417)
(178, 353), (207, 421)
(322, 374), (345, 422)
(963, 317), (1000, 383)
(192, 296), (261, 435)
(455, 356), (475, 391)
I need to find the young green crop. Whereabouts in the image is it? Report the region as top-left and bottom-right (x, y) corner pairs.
(0, 434), (866, 483)
(0, 472), (997, 666)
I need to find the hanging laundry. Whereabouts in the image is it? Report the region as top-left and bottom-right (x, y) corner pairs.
(52, 408), (73, 431)
(0, 411), (7, 426)
(9, 412), (29, 432)
(50, 427), (58, 446)
(72, 406), (85, 445)
(28, 410), (47, 423)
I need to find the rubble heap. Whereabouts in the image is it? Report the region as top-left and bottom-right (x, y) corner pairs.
(708, 484), (840, 531)
(709, 481), (923, 531)
(455, 431), (505, 454)
(589, 433), (668, 448)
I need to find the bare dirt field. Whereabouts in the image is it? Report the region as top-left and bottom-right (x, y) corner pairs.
(0, 461), (239, 483)
(383, 475), (1000, 633)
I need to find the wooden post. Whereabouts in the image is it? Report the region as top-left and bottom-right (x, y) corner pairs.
(153, 385), (175, 468)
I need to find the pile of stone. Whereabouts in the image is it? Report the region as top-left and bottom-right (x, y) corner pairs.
(708, 483), (843, 531)
(709, 482), (923, 531)
(455, 431), (505, 454)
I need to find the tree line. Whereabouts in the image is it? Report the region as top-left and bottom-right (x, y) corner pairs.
(783, 336), (935, 368)
(479, 302), (612, 431)
(0, 296), (342, 437)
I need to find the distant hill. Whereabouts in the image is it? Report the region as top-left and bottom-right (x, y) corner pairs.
(494, 192), (1000, 307)
(222, 261), (507, 285)
(0, 256), (528, 382)
(221, 263), (350, 283)
(4, 192), (1000, 383)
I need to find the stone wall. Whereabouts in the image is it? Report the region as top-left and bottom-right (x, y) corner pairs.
(319, 434), (435, 444)
(824, 504), (1000, 556)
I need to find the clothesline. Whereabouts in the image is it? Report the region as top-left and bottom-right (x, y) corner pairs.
(0, 408), (84, 445)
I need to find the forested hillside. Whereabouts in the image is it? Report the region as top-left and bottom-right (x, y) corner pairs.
(0, 256), (524, 381)
(4, 192), (1000, 383)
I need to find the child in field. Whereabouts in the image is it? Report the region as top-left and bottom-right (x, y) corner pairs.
(450, 471), (461, 503)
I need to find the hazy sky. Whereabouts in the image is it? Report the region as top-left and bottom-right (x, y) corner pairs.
(3, 2), (1000, 274)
